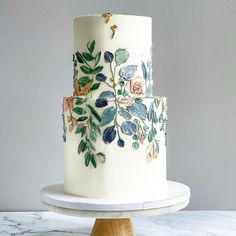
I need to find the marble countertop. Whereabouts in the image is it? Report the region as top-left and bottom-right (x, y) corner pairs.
(0, 211), (235, 235)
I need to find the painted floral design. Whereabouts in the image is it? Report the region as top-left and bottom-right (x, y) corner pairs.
(63, 41), (106, 168)
(95, 46), (167, 159)
(146, 96), (168, 162)
(73, 40), (103, 96)
(125, 76), (146, 96)
(63, 40), (167, 167)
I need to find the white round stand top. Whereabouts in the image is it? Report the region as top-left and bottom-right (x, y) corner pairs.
(41, 181), (190, 218)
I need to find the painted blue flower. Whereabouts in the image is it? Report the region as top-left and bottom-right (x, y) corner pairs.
(117, 138), (125, 147)
(119, 65), (137, 81)
(121, 121), (137, 136)
(104, 51), (114, 63)
(126, 103), (147, 120)
(95, 98), (108, 108)
(103, 126), (117, 144)
(96, 73), (107, 82)
(99, 91), (115, 99)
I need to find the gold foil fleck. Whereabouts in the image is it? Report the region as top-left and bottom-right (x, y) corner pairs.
(110, 24), (118, 39)
(102, 13), (112, 24)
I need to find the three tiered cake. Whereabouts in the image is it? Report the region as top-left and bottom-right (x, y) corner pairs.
(62, 14), (168, 200)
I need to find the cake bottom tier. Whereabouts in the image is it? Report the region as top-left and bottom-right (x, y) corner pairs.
(63, 96), (168, 200)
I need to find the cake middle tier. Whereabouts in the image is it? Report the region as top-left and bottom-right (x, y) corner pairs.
(63, 96), (168, 199)
(73, 14), (153, 98)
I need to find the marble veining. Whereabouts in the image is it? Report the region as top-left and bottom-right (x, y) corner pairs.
(0, 211), (236, 236)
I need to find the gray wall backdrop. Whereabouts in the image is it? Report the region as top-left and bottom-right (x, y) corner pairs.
(0, 0), (235, 211)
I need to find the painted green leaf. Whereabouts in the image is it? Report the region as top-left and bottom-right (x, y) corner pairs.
(115, 49), (130, 66)
(78, 76), (91, 87)
(163, 119), (168, 125)
(95, 51), (101, 67)
(81, 128), (86, 137)
(75, 125), (86, 135)
(132, 142), (139, 150)
(96, 152), (105, 157)
(81, 141), (88, 152)
(100, 107), (117, 126)
(85, 152), (91, 166)
(75, 52), (84, 63)
(155, 139), (160, 153)
(89, 131), (97, 142)
(89, 83), (100, 92)
(91, 121), (101, 135)
(141, 61), (147, 79)
(78, 140), (84, 154)
(148, 102), (158, 124)
(88, 40), (95, 54)
(143, 125), (149, 132)
(118, 80), (125, 87)
(96, 152), (106, 162)
(134, 97), (143, 104)
(91, 154), (97, 168)
(148, 127), (157, 142)
(87, 139), (96, 151)
(132, 134), (138, 140)
(162, 103), (165, 112)
(147, 102), (154, 121)
(160, 124), (164, 132)
(152, 112), (158, 124)
(77, 116), (88, 122)
(82, 52), (93, 61)
(80, 65), (93, 74)
(159, 113), (164, 123)
(122, 91), (129, 96)
(73, 107), (84, 115)
(93, 66), (103, 74)
(133, 119), (140, 125)
(118, 107), (132, 120)
(75, 97), (87, 105)
(86, 104), (101, 122)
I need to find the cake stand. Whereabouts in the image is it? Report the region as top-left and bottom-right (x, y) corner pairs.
(41, 181), (190, 236)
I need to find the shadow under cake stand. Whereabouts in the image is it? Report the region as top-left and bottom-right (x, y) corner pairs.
(41, 181), (190, 236)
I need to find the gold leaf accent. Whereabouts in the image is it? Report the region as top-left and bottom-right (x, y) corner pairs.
(110, 24), (118, 39)
(102, 13), (112, 24)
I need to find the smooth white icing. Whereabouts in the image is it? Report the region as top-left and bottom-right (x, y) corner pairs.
(73, 14), (153, 98)
(64, 14), (167, 200)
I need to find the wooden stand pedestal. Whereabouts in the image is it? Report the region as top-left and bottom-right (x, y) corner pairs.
(91, 218), (136, 236)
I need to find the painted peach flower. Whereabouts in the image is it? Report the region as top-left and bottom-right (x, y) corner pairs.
(118, 98), (134, 106)
(125, 76), (146, 97)
(67, 116), (78, 132)
(63, 97), (74, 112)
(73, 80), (93, 96)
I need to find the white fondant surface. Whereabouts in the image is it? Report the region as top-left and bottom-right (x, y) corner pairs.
(64, 97), (167, 199)
(64, 15), (167, 200)
(73, 14), (152, 98)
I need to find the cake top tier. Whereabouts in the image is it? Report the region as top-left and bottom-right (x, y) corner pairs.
(73, 13), (153, 98)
